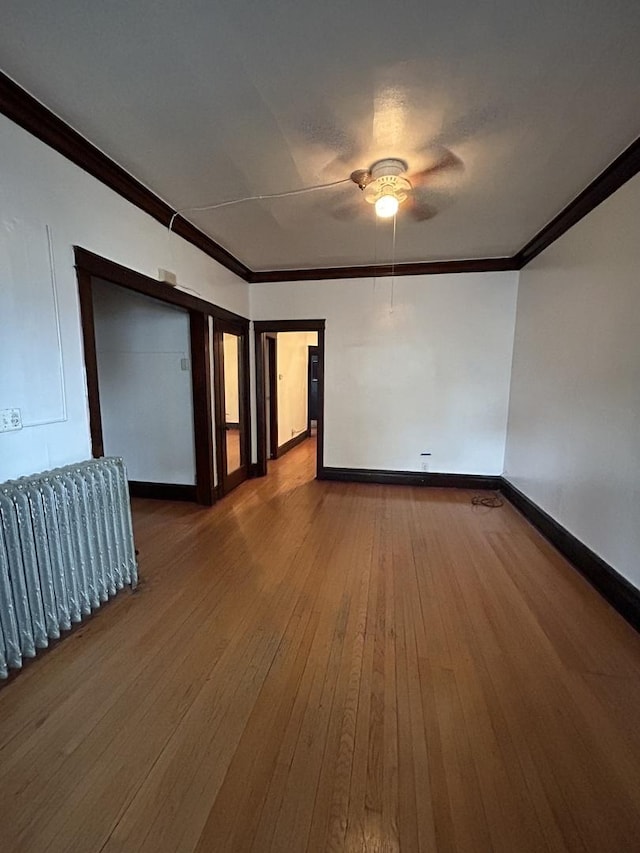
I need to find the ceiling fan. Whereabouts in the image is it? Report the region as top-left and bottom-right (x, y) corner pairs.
(168, 148), (463, 231)
(332, 149), (463, 222)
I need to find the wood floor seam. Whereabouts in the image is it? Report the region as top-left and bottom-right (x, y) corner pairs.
(2, 440), (640, 852)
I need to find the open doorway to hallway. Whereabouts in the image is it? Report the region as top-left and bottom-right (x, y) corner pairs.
(254, 321), (325, 480)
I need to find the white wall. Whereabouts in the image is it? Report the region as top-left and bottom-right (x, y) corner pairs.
(0, 114), (248, 482)
(251, 272), (518, 473)
(276, 331), (317, 446)
(505, 173), (640, 590)
(93, 281), (196, 484)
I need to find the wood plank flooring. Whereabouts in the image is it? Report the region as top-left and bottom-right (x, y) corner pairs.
(2, 438), (640, 852)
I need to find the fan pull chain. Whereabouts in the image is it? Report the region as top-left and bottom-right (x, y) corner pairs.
(390, 213), (397, 314)
(373, 213), (378, 293)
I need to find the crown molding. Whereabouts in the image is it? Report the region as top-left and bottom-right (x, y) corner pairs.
(248, 256), (518, 282)
(514, 136), (640, 268)
(0, 71), (251, 281)
(2, 71), (639, 283)
(253, 135), (640, 280)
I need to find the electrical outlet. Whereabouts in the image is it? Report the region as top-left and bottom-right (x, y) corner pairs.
(0, 408), (22, 432)
(180, 357), (190, 371)
(421, 460), (429, 472)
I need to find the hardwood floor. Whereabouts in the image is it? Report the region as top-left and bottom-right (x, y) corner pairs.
(225, 426), (242, 473)
(2, 439), (640, 852)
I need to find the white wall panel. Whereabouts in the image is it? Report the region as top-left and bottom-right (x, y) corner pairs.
(505, 172), (640, 589)
(0, 114), (248, 481)
(93, 282), (196, 484)
(251, 272), (518, 474)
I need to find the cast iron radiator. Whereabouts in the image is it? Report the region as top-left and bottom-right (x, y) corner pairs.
(0, 457), (137, 678)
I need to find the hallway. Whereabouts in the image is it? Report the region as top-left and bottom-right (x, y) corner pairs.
(1, 440), (640, 852)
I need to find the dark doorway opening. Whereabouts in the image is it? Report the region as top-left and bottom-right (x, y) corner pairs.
(307, 345), (319, 435)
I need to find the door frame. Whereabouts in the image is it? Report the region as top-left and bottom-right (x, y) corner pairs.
(307, 344), (319, 433)
(75, 247), (248, 505)
(266, 334), (279, 460)
(213, 317), (252, 496)
(254, 320), (326, 478)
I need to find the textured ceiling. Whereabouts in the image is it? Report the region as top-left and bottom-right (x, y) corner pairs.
(2, 0), (640, 271)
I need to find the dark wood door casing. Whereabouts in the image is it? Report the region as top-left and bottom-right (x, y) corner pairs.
(267, 335), (279, 460)
(213, 317), (252, 496)
(254, 320), (326, 479)
(74, 247), (249, 505)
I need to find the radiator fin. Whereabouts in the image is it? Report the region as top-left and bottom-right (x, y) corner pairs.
(0, 457), (137, 678)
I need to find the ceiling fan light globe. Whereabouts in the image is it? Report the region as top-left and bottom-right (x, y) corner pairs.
(375, 194), (399, 218)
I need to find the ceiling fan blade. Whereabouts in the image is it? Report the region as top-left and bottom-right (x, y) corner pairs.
(429, 104), (503, 149)
(408, 148), (464, 187)
(329, 199), (363, 221)
(404, 192), (438, 222)
(298, 111), (361, 165)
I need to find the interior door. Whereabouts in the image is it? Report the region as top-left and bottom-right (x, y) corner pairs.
(214, 318), (250, 495)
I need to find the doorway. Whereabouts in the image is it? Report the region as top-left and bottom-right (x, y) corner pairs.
(90, 280), (197, 499)
(254, 320), (325, 478)
(213, 318), (251, 496)
(75, 247), (249, 505)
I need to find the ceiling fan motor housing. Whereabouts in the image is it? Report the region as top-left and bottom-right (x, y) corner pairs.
(363, 158), (412, 205)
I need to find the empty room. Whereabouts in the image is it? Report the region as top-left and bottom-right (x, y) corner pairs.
(1, 2), (639, 851)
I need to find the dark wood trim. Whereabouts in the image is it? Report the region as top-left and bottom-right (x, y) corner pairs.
(248, 136), (640, 279)
(500, 478), (640, 632)
(316, 327), (325, 475)
(189, 313), (216, 506)
(212, 322), (228, 490)
(277, 430), (310, 458)
(1, 72), (250, 281)
(319, 468), (501, 489)
(240, 326), (252, 485)
(76, 259), (217, 506)
(74, 247), (249, 325)
(515, 136), (640, 268)
(254, 328), (267, 477)
(76, 266), (104, 458)
(128, 481), (197, 502)
(253, 319), (326, 333)
(267, 335), (279, 461)
(9, 71), (638, 282)
(249, 257), (517, 283)
(254, 321), (325, 479)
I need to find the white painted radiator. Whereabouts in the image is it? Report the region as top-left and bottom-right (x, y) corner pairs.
(0, 457), (137, 678)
